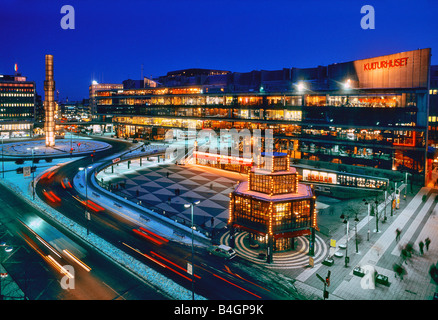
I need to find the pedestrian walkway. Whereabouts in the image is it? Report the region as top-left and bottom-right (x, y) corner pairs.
(292, 186), (438, 300)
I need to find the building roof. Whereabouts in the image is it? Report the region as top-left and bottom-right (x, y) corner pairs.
(233, 181), (314, 202)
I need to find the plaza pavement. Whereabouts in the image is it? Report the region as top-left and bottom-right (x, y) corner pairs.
(97, 158), (438, 300)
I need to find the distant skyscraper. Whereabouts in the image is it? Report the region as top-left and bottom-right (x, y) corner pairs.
(89, 82), (123, 119)
(44, 54), (55, 147)
(0, 72), (35, 138)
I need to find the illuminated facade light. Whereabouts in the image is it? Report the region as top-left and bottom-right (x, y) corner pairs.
(296, 82), (305, 92)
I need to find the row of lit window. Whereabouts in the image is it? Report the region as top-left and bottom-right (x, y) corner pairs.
(0, 103), (33, 107)
(429, 89), (438, 95)
(0, 93), (34, 97)
(0, 123), (31, 130)
(0, 113), (32, 117)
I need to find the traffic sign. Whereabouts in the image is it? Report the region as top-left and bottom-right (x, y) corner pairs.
(330, 239), (336, 248)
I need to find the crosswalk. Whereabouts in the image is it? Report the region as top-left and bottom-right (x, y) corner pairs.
(220, 231), (328, 269)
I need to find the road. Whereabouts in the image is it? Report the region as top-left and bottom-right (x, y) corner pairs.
(34, 137), (297, 300)
(0, 182), (170, 300)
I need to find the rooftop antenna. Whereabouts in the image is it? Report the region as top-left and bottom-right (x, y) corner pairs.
(141, 64), (144, 86)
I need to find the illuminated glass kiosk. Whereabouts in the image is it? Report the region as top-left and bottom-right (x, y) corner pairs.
(228, 152), (317, 263)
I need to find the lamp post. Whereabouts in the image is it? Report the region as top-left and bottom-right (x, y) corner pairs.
(1, 135), (4, 179)
(27, 147), (38, 200)
(374, 199), (379, 233)
(362, 199), (370, 241)
(342, 218), (350, 267)
(79, 166), (93, 235)
(184, 199), (200, 300)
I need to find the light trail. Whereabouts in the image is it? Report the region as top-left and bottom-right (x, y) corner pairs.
(63, 249), (91, 272)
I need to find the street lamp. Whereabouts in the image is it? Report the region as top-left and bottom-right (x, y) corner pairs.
(184, 199), (200, 300)
(1, 135), (4, 179)
(342, 218), (350, 267)
(362, 199), (370, 241)
(374, 199), (379, 233)
(79, 166), (93, 235)
(27, 147), (38, 200)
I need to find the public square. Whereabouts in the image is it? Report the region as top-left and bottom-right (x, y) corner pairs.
(93, 153), (438, 300)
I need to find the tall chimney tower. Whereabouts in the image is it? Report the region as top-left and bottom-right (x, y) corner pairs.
(44, 54), (55, 147)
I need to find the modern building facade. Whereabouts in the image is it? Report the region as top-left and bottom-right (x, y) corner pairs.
(89, 82), (123, 120)
(428, 65), (438, 145)
(94, 49), (431, 185)
(0, 73), (35, 138)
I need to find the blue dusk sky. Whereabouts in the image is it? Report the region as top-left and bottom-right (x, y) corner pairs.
(1, 0), (437, 100)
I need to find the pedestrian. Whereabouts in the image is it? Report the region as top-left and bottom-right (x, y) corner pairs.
(136, 189), (139, 197)
(406, 242), (414, 256)
(395, 228), (401, 242)
(393, 263), (405, 280)
(419, 240), (424, 255)
(401, 248), (409, 265)
(425, 237), (431, 251)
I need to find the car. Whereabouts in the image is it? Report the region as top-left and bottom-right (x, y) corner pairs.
(208, 244), (236, 260)
(62, 177), (72, 189)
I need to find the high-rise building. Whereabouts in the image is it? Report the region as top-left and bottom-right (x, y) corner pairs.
(0, 73), (35, 138)
(89, 82), (123, 120)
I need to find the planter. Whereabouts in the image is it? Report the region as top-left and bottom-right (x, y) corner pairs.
(322, 257), (334, 266)
(375, 274), (389, 286)
(353, 267), (365, 277)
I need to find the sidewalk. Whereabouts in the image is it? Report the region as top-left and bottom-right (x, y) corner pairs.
(292, 186), (438, 300)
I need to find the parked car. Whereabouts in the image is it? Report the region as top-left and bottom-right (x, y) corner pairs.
(208, 244), (236, 260)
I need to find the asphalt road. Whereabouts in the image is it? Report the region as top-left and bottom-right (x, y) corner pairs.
(0, 182), (171, 300)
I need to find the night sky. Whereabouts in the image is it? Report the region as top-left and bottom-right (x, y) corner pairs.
(1, 0), (437, 101)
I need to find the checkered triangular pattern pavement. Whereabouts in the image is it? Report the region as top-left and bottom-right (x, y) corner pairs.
(101, 164), (237, 229)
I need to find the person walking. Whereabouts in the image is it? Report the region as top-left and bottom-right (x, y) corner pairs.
(401, 248), (409, 265)
(425, 237), (431, 251)
(396, 228), (401, 242)
(419, 240), (425, 255)
(393, 263), (406, 281)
